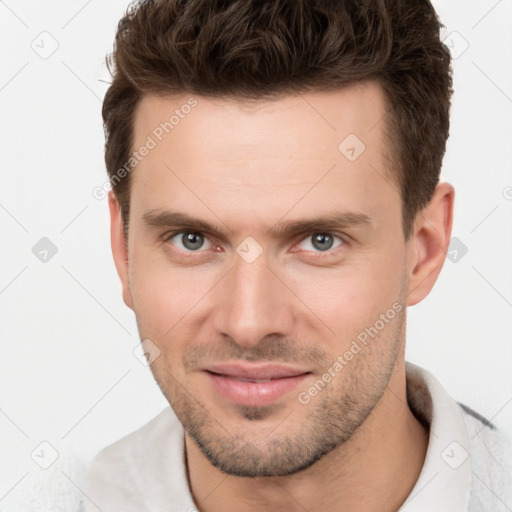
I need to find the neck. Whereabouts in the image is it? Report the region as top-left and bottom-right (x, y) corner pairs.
(185, 361), (428, 512)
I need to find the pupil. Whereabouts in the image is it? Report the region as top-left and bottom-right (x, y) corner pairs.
(183, 232), (203, 250)
(312, 233), (333, 251)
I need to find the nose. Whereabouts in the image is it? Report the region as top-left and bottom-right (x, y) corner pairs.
(212, 251), (295, 349)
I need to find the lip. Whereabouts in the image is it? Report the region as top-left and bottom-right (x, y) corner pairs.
(203, 363), (311, 407)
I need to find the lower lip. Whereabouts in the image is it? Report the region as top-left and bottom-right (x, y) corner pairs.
(204, 371), (311, 407)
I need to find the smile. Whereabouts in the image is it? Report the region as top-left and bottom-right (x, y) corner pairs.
(203, 363), (312, 407)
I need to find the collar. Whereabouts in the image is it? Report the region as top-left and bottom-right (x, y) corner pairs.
(399, 361), (471, 511)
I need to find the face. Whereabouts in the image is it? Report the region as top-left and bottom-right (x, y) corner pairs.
(116, 82), (414, 477)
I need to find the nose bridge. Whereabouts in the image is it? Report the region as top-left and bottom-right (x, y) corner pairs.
(213, 252), (293, 347)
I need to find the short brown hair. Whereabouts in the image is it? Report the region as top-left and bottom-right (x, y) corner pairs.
(102, 0), (453, 239)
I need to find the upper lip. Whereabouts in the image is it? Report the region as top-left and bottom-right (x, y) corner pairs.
(204, 363), (310, 380)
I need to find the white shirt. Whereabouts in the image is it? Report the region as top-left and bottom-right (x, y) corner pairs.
(83, 362), (512, 511)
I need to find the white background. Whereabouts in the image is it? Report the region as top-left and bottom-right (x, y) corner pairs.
(1, 0), (511, 507)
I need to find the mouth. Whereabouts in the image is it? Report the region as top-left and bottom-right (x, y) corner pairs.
(202, 363), (312, 407)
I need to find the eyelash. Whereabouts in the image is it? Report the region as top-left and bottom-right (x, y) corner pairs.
(163, 230), (346, 258)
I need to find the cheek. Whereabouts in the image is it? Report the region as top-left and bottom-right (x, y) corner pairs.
(284, 251), (405, 342)
(128, 249), (217, 339)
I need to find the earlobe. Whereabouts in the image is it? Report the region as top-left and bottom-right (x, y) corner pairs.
(406, 182), (455, 307)
(108, 191), (133, 310)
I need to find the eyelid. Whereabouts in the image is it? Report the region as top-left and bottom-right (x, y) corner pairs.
(165, 229), (215, 252)
(293, 232), (345, 254)
(163, 228), (211, 241)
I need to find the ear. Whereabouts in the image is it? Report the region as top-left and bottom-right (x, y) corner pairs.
(108, 191), (133, 310)
(406, 182), (455, 306)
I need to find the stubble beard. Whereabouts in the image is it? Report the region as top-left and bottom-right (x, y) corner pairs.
(144, 310), (405, 478)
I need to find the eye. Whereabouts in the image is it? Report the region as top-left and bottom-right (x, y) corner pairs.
(168, 231), (213, 252)
(297, 233), (343, 253)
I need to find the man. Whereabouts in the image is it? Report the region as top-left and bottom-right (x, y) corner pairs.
(84, 0), (512, 510)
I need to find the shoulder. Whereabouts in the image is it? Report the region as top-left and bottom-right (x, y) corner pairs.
(88, 406), (179, 469)
(458, 403), (512, 511)
(83, 407), (192, 511)
(405, 361), (512, 511)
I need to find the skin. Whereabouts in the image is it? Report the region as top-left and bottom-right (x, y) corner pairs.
(109, 81), (454, 512)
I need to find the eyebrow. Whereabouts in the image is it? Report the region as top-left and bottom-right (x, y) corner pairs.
(142, 209), (372, 239)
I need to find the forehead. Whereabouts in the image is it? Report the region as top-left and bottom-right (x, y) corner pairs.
(133, 81), (389, 160)
(129, 82), (399, 233)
